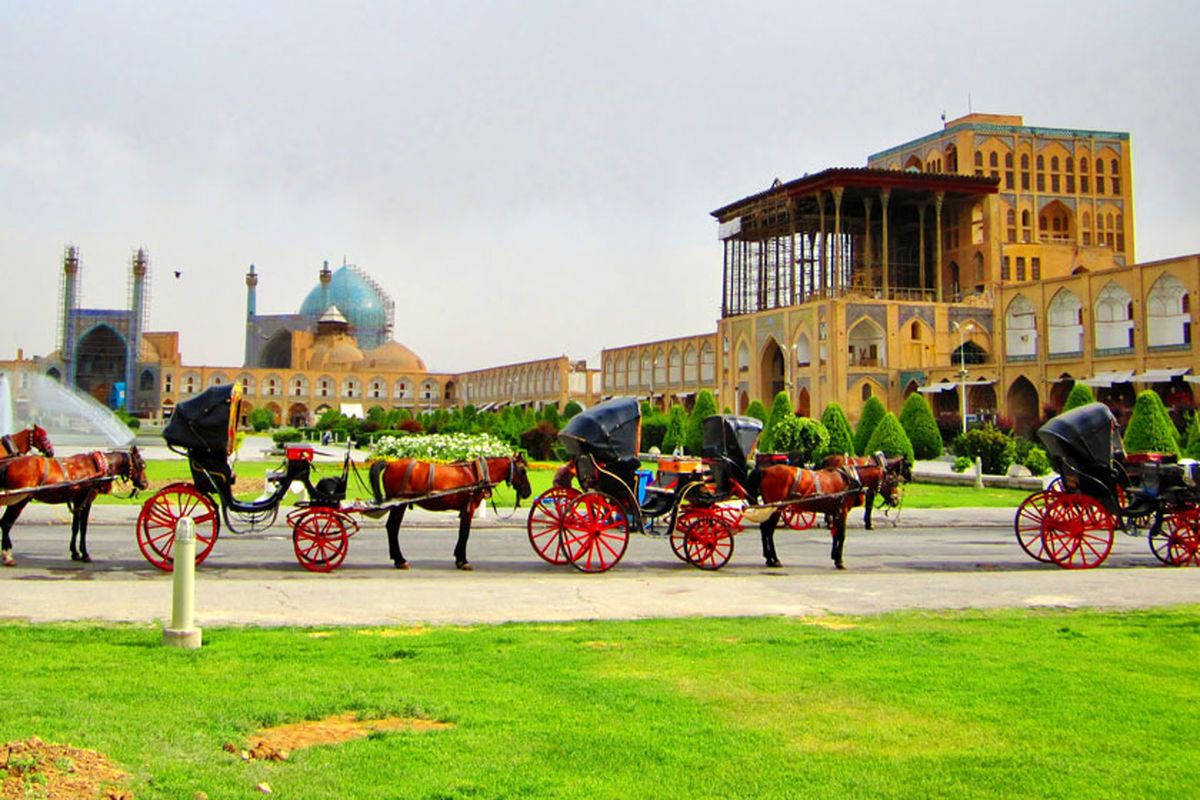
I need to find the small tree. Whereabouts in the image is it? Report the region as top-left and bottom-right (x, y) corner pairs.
(773, 416), (829, 465)
(898, 393), (943, 460)
(863, 412), (915, 463)
(760, 390), (794, 452)
(562, 400), (583, 421)
(1123, 390), (1182, 457)
(744, 400), (769, 428)
(642, 411), (669, 453)
(685, 390), (718, 456)
(818, 402), (855, 460)
(1185, 413), (1200, 460)
(955, 423), (1016, 475)
(1063, 382), (1097, 412)
(248, 407), (275, 432)
(662, 404), (688, 454)
(853, 396), (888, 456)
(519, 421), (559, 460)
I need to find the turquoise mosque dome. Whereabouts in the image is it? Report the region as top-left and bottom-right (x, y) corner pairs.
(298, 263), (395, 351)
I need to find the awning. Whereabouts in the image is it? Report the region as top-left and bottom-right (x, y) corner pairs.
(917, 379), (995, 394)
(1133, 367), (1191, 383)
(339, 403), (364, 419)
(1081, 370), (1135, 388)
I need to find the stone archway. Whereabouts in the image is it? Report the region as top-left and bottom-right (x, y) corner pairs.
(760, 339), (785, 404)
(75, 324), (127, 408)
(1006, 376), (1039, 436)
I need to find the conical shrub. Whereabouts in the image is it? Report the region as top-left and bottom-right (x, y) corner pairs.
(853, 395), (888, 456)
(818, 402), (856, 460)
(1123, 390), (1181, 456)
(1063, 382), (1096, 412)
(898, 392), (943, 460)
(864, 412), (915, 463)
(761, 390), (794, 452)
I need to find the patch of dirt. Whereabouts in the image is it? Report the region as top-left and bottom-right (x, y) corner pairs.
(232, 714), (453, 761)
(1, 736), (131, 799)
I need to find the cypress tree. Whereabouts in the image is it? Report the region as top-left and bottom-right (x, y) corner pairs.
(761, 390), (794, 452)
(853, 395), (888, 456)
(745, 399), (769, 426)
(818, 402), (856, 460)
(1063, 382), (1096, 412)
(685, 390), (718, 456)
(661, 404), (688, 454)
(864, 412), (915, 463)
(898, 392), (943, 460)
(1123, 390), (1182, 456)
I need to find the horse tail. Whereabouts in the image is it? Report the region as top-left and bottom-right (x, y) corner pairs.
(369, 460), (389, 506)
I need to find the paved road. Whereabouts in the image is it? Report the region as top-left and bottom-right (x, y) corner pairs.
(2, 504), (1197, 626)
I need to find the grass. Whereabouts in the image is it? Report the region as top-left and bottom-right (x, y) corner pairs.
(95, 459), (1034, 509)
(1, 608), (1197, 799)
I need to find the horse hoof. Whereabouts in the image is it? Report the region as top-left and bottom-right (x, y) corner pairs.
(2, 555), (15, 567)
(765, 558), (782, 568)
(456, 561), (473, 571)
(71, 553), (82, 562)
(393, 560), (409, 570)
(835, 561), (846, 570)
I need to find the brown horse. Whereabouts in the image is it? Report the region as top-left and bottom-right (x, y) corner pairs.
(0, 447), (147, 566)
(0, 425), (54, 459)
(755, 454), (910, 570)
(369, 454), (532, 569)
(819, 453), (907, 529)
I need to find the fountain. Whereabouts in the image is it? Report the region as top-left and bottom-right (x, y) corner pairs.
(10, 371), (134, 447)
(0, 373), (12, 436)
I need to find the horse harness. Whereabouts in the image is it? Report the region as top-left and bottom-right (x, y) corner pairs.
(392, 457), (497, 500)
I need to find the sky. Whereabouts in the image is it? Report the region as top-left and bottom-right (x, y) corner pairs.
(2, 1), (1198, 373)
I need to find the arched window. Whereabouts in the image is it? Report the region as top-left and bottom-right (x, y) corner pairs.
(736, 342), (750, 372)
(1047, 290), (1084, 355)
(1094, 282), (1134, 350)
(847, 319), (886, 368)
(1005, 295), (1038, 358)
(1146, 274), (1190, 347)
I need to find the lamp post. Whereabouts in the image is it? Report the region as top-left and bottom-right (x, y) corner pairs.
(953, 322), (975, 434)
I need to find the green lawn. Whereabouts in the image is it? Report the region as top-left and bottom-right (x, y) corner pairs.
(97, 459), (1034, 509)
(2, 608), (1197, 799)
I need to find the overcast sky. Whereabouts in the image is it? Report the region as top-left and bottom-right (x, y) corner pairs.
(3, 1), (1197, 373)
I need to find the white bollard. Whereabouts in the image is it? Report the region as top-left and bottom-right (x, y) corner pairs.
(163, 517), (202, 649)
(974, 456), (984, 489)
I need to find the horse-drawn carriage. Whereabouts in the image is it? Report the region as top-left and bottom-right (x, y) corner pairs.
(525, 398), (760, 572)
(136, 384), (360, 572)
(1013, 402), (1200, 568)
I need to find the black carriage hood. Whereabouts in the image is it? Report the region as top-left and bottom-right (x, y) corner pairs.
(1037, 402), (1124, 467)
(558, 397), (642, 461)
(701, 415), (763, 464)
(163, 384), (241, 454)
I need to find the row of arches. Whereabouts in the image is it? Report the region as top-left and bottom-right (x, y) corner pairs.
(1002, 200), (1125, 250)
(1006, 274), (1189, 359)
(605, 341), (717, 391)
(900, 140), (1123, 198)
(171, 371), (455, 405)
(468, 364), (562, 402)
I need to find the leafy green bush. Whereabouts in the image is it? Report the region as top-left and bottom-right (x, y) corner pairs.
(898, 393), (942, 460)
(853, 396), (888, 456)
(247, 407), (274, 432)
(772, 416), (829, 465)
(744, 400), (769, 427)
(641, 412), (668, 452)
(1023, 447), (1052, 476)
(519, 422), (559, 460)
(952, 456), (973, 472)
(761, 391), (793, 452)
(115, 409), (141, 430)
(662, 405), (688, 454)
(1123, 391), (1182, 457)
(818, 402), (856, 460)
(954, 424), (1015, 475)
(563, 400), (583, 421)
(864, 412), (914, 463)
(1185, 413), (1200, 460)
(271, 428), (303, 447)
(371, 432), (511, 461)
(685, 390), (718, 456)
(1063, 383), (1096, 412)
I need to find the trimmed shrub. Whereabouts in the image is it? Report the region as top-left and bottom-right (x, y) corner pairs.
(685, 390), (718, 456)
(761, 391), (794, 452)
(863, 412), (915, 463)
(853, 396), (888, 456)
(773, 416), (829, 465)
(641, 412), (668, 452)
(1023, 447), (1052, 476)
(1185, 413), (1200, 460)
(818, 402), (856, 460)
(1063, 382), (1096, 412)
(519, 422), (559, 461)
(954, 424), (1015, 475)
(562, 400), (583, 421)
(271, 428), (303, 447)
(1123, 390), (1182, 456)
(248, 407), (275, 432)
(744, 400), (769, 427)
(661, 405), (688, 454)
(952, 456), (973, 472)
(898, 393), (943, 460)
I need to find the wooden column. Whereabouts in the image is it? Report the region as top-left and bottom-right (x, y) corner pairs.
(935, 192), (945, 303)
(880, 189), (891, 298)
(917, 202), (927, 298)
(832, 187), (845, 293)
(862, 196), (874, 290)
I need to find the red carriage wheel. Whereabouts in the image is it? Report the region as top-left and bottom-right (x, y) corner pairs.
(1041, 494), (1114, 569)
(560, 492), (629, 573)
(1162, 509), (1200, 566)
(136, 483), (220, 571)
(670, 509), (703, 562)
(781, 504), (817, 530)
(291, 509), (350, 573)
(682, 514), (736, 571)
(526, 487), (580, 565)
(1013, 491), (1055, 563)
(1045, 476), (1064, 494)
